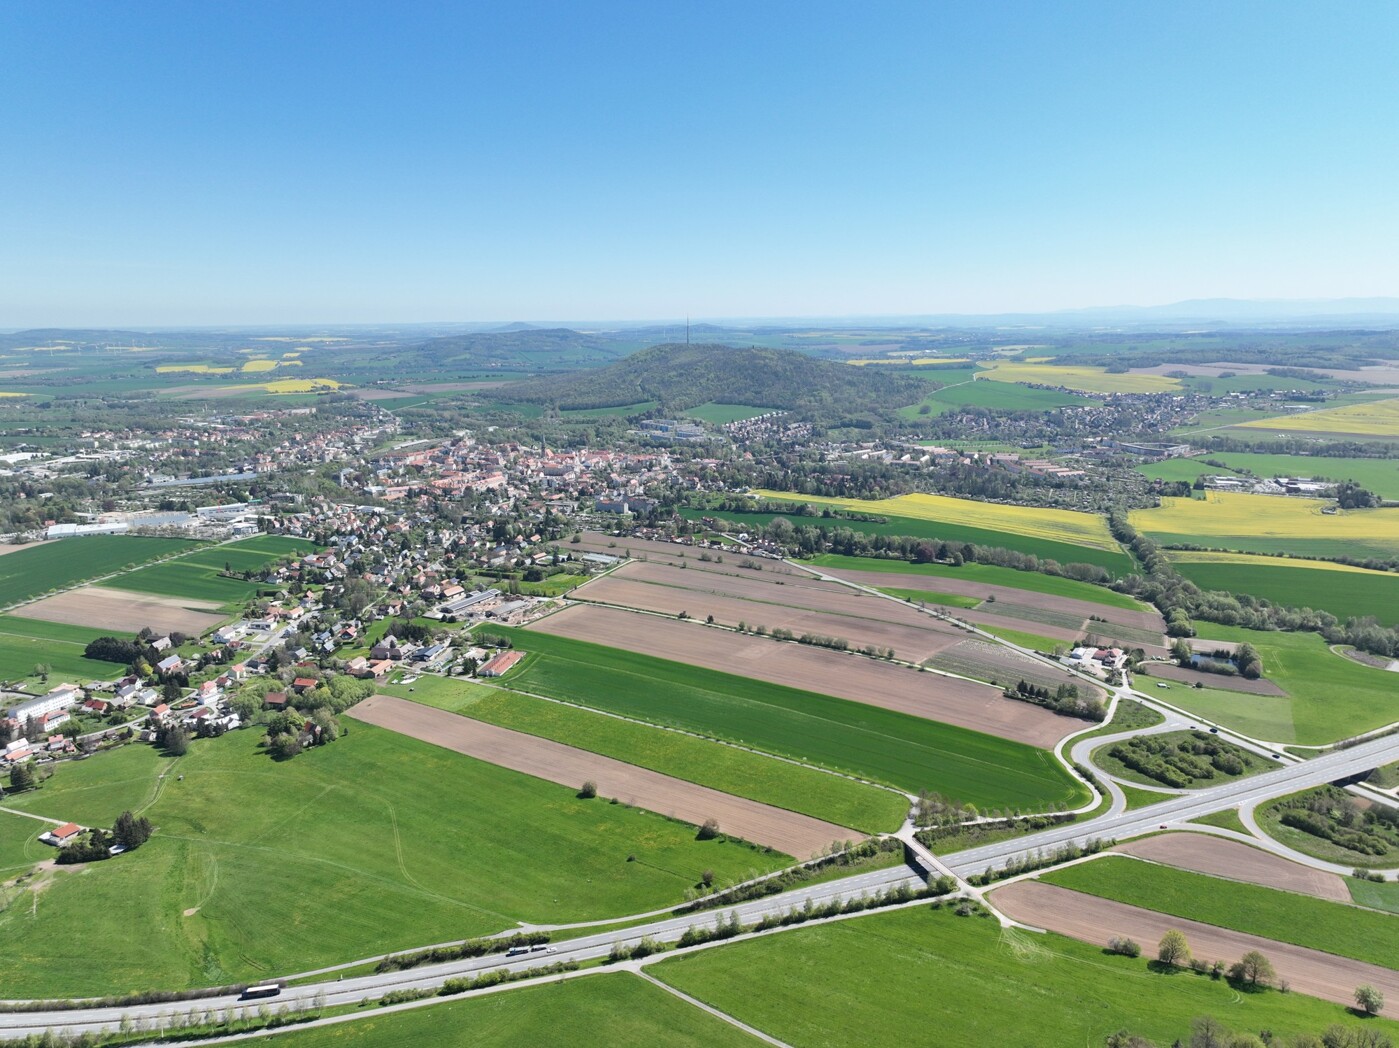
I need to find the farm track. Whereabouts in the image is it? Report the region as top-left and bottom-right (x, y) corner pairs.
(527, 603), (1076, 749)
(350, 695), (861, 859)
(989, 880), (1399, 1010)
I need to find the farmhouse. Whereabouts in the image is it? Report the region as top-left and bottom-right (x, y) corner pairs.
(41, 823), (83, 847)
(291, 677), (318, 695)
(264, 691), (288, 710)
(155, 654), (183, 675)
(478, 650), (525, 677)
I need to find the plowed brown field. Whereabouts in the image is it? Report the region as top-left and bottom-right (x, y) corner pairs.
(528, 604), (1074, 748)
(991, 880), (1399, 1009)
(20, 585), (227, 635)
(350, 694), (857, 858)
(1114, 834), (1350, 901)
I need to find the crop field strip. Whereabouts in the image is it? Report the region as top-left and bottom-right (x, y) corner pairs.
(0, 722), (783, 998)
(974, 360), (1185, 393)
(1041, 855), (1399, 968)
(0, 534), (204, 607)
(651, 905), (1395, 1047)
(1130, 490), (1399, 560)
(1231, 395), (1399, 437)
(925, 638), (1108, 703)
(411, 681), (908, 832)
(1112, 835), (1350, 902)
(351, 695), (858, 858)
(1168, 553), (1399, 625)
(968, 599), (1087, 632)
(95, 534), (317, 607)
(989, 880), (1399, 1011)
(0, 614), (134, 683)
(496, 622), (1085, 810)
(17, 586), (228, 637)
(1141, 661), (1285, 694)
(530, 603), (1078, 751)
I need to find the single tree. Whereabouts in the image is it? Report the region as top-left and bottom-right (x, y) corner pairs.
(9, 762), (35, 792)
(1158, 929), (1191, 968)
(1230, 950), (1275, 988)
(112, 810), (153, 850)
(1355, 984), (1385, 1016)
(578, 780), (598, 799)
(697, 817), (720, 840)
(1187, 1015), (1228, 1048)
(162, 723), (189, 756)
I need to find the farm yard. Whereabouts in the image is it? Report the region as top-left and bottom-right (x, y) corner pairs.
(413, 681), (908, 831)
(530, 604), (1077, 751)
(988, 880), (1399, 1011)
(0, 721), (781, 998)
(494, 623), (1086, 811)
(0, 535), (203, 608)
(18, 587), (227, 637)
(650, 904), (1390, 1048)
(1112, 835), (1351, 902)
(350, 694), (859, 858)
(1168, 550), (1399, 625)
(1130, 489), (1399, 560)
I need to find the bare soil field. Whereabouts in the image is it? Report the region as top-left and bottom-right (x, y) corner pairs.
(928, 638), (1109, 703)
(1114, 835), (1350, 901)
(574, 577), (961, 664)
(823, 566), (1165, 634)
(573, 532), (768, 569)
(1142, 663), (1286, 696)
(20, 586), (226, 636)
(350, 694), (856, 858)
(529, 604), (1074, 748)
(0, 542), (51, 557)
(617, 558), (882, 608)
(990, 880), (1399, 1009)
(940, 605), (1084, 644)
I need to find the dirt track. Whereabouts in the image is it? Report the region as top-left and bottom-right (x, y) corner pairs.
(0, 541), (52, 557)
(990, 880), (1399, 1009)
(349, 694), (859, 859)
(1114, 835), (1350, 901)
(528, 604), (1074, 748)
(20, 586), (227, 635)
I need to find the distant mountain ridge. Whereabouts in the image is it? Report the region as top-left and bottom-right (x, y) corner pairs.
(502, 342), (926, 415)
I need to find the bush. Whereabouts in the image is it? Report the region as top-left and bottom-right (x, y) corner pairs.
(578, 780), (597, 799)
(1107, 936), (1142, 958)
(697, 817), (720, 841)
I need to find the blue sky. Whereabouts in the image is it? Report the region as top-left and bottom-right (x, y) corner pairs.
(2, 1), (1395, 325)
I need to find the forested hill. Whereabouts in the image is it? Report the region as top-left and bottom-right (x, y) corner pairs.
(411, 328), (641, 370)
(501, 343), (926, 416)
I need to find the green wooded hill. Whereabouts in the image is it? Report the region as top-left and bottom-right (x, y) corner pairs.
(503, 343), (926, 415)
(412, 327), (642, 370)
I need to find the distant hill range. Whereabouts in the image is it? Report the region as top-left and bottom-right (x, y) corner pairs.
(411, 327), (641, 370)
(502, 342), (926, 415)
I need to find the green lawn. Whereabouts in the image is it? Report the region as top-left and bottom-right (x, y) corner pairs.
(400, 682), (908, 833)
(1172, 558), (1399, 625)
(96, 535), (314, 608)
(0, 614), (132, 684)
(876, 586), (982, 609)
(0, 722), (783, 998)
(267, 973), (762, 1047)
(0, 536), (203, 607)
(677, 509), (1135, 576)
(971, 624), (1067, 652)
(683, 403), (772, 424)
(652, 905), (1390, 1048)
(1041, 855), (1399, 968)
(560, 400), (659, 418)
(805, 553), (1147, 610)
(495, 627), (1086, 812)
(1192, 451), (1399, 500)
(1348, 877), (1399, 915)
(1175, 623), (1399, 744)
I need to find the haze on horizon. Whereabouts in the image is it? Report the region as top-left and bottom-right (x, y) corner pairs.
(2, 1), (1396, 328)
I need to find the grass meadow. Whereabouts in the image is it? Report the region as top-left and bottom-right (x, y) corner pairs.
(495, 626), (1086, 811)
(1232, 397), (1399, 437)
(0, 536), (203, 607)
(389, 681), (908, 833)
(876, 586), (982, 609)
(1170, 552), (1399, 625)
(1042, 856), (1399, 967)
(0, 723), (782, 997)
(1159, 451), (1399, 500)
(652, 905), (1391, 1048)
(0, 614), (131, 683)
(269, 973), (763, 1047)
(97, 535), (315, 606)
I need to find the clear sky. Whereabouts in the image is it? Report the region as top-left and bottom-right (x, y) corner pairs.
(2, 1), (1396, 326)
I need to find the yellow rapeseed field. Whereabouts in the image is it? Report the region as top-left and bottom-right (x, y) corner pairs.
(264, 378), (342, 393)
(1166, 549), (1389, 575)
(976, 362), (1182, 394)
(752, 490), (1120, 551)
(0, 392), (29, 398)
(155, 364), (235, 374)
(1130, 490), (1399, 546)
(240, 359), (303, 373)
(1232, 397), (1399, 437)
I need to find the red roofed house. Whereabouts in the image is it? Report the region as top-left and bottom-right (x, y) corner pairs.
(45, 823), (83, 847)
(292, 677), (318, 694)
(264, 691), (288, 710)
(478, 650), (525, 678)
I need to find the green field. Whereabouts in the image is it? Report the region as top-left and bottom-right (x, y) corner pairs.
(1172, 557), (1399, 625)
(652, 905), (1390, 1048)
(1174, 623), (1399, 744)
(1136, 458), (1240, 484)
(971, 624), (1066, 652)
(496, 627), (1086, 811)
(1041, 855), (1399, 967)
(680, 509), (1134, 576)
(389, 681), (907, 833)
(1143, 452), (1399, 499)
(0, 722), (782, 997)
(0, 614), (132, 684)
(268, 972), (762, 1047)
(805, 552), (1146, 610)
(561, 400), (659, 418)
(0, 535), (203, 607)
(97, 535), (315, 607)
(683, 402), (772, 424)
(1348, 877), (1399, 914)
(876, 586), (982, 609)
